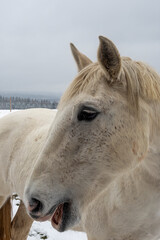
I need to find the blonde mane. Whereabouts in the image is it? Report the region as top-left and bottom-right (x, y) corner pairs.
(121, 58), (160, 110)
(59, 58), (160, 110)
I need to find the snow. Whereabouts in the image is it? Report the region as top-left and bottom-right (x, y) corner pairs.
(0, 110), (87, 240)
(28, 222), (86, 240)
(0, 110), (19, 118)
(28, 222), (87, 240)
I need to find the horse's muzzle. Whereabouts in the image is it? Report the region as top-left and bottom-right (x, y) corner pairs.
(25, 193), (78, 231)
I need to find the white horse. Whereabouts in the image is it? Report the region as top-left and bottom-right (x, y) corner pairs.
(0, 108), (82, 239)
(0, 43), (87, 239)
(0, 109), (57, 207)
(1, 36), (160, 240)
(0, 109), (57, 239)
(22, 36), (160, 240)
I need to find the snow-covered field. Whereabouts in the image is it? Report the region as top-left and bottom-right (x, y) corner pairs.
(0, 110), (87, 240)
(0, 110), (19, 117)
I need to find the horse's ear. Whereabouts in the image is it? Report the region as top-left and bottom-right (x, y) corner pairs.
(70, 43), (92, 72)
(97, 36), (121, 80)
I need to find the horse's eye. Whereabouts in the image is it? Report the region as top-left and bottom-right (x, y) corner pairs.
(77, 107), (99, 121)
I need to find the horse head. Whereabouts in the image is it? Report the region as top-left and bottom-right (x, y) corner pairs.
(24, 36), (158, 232)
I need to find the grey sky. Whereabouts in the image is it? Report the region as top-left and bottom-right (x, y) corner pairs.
(0, 0), (160, 96)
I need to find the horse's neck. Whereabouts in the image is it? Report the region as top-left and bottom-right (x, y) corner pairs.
(142, 102), (160, 180)
(105, 165), (160, 239)
(105, 102), (160, 228)
(83, 165), (160, 240)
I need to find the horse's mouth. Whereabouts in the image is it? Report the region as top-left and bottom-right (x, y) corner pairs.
(51, 202), (70, 231)
(51, 203), (63, 227)
(30, 201), (71, 232)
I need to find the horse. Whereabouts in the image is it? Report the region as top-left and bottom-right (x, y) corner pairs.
(23, 36), (160, 240)
(0, 109), (57, 239)
(1, 36), (160, 240)
(0, 43), (88, 239)
(0, 108), (83, 240)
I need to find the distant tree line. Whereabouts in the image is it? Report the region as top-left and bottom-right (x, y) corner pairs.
(0, 95), (58, 110)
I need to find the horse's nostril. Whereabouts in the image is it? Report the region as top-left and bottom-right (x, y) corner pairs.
(28, 197), (43, 214)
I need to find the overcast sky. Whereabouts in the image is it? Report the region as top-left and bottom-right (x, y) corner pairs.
(0, 0), (160, 96)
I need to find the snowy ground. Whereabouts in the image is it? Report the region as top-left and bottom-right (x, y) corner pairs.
(0, 109), (19, 117)
(0, 110), (87, 240)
